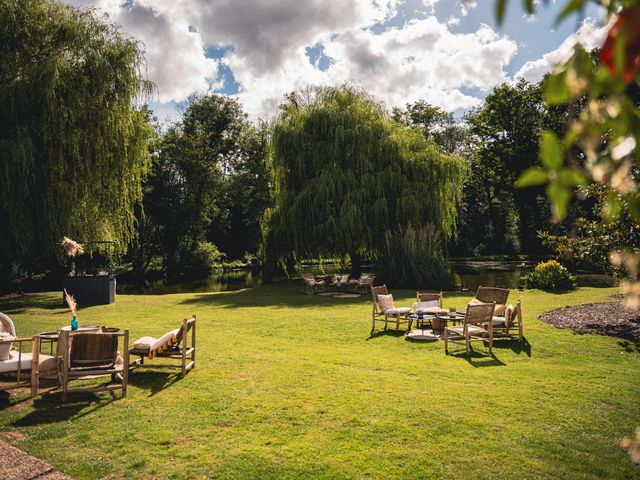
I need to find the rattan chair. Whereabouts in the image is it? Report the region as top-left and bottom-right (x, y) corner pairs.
(370, 285), (413, 333)
(302, 273), (326, 294)
(129, 316), (196, 377)
(0, 336), (41, 396)
(444, 302), (496, 355)
(491, 299), (524, 341)
(57, 329), (129, 402)
(471, 286), (509, 316)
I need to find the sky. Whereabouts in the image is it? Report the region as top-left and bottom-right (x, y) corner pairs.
(63, 0), (607, 123)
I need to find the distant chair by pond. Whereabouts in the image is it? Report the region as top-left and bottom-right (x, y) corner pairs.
(302, 273), (326, 294)
(370, 285), (413, 334)
(129, 316), (196, 378)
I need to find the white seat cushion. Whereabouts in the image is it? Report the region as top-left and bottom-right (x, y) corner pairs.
(0, 351), (34, 373)
(131, 336), (157, 351)
(150, 329), (180, 352)
(447, 325), (487, 335)
(491, 316), (507, 326)
(414, 300), (439, 313)
(386, 307), (412, 315)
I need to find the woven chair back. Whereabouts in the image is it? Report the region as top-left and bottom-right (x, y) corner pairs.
(371, 285), (388, 304)
(0, 312), (16, 336)
(465, 303), (495, 325)
(416, 292), (442, 305)
(475, 286), (509, 305)
(70, 333), (118, 368)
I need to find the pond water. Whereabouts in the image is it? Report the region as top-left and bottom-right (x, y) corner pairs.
(117, 260), (617, 295)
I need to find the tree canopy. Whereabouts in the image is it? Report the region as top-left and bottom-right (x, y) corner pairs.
(0, 0), (153, 282)
(264, 85), (465, 276)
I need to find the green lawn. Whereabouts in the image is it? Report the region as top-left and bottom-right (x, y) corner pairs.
(1, 283), (639, 479)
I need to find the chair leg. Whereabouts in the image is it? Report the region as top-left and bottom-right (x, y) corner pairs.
(465, 335), (470, 355)
(395, 315), (400, 330)
(518, 323), (523, 342)
(384, 314), (388, 330)
(444, 328), (448, 353)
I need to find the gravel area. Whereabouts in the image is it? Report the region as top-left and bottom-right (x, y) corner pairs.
(540, 301), (640, 342)
(0, 439), (73, 480)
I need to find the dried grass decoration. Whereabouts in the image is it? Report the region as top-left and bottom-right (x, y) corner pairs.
(64, 288), (79, 330)
(61, 236), (84, 257)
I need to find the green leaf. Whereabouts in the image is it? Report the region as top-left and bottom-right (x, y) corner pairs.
(604, 192), (622, 223)
(546, 182), (571, 221)
(540, 131), (564, 170)
(496, 0), (508, 24)
(523, 0), (535, 14)
(516, 167), (548, 187)
(557, 167), (585, 187)
(555, 0), (586, 24)
(628, 196), (640, 224)
(544, 69), (571, 104)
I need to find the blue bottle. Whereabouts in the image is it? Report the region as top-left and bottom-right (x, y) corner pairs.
(71, 315), (78, 331)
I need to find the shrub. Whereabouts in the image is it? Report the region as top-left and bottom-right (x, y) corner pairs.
(175, 241), (225, 275)
(522, 260), (577, 292)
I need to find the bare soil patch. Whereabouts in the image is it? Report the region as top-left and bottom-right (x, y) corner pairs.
(540, 301), (640, 342)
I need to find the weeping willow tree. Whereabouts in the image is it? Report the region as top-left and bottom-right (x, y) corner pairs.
(264, 85), (465, 282)
(0, 0), (154, 285)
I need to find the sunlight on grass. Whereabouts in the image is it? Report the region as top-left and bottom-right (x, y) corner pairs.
(1, 283), (639, 479)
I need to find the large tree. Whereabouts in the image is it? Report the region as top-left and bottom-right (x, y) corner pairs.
(0, 0), (153, 286)
(264, 85), (465, 277)
(134, 94), (271, 278)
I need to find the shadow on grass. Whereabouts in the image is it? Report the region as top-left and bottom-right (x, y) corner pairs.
(128, 370), (183, 396)
(11, 391), (116, 427)
(446, 349), (506, 367)
(617, 339), (640, 353)
(1, 293), (64, 314)
(366, 329), (407, 340)
(492, 336), (532, 357)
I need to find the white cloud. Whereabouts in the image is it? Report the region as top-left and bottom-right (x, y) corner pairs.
(64, 0), (518, 118)
(515, 18), (608, 83)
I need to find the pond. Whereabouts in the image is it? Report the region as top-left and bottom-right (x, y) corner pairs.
(117, 260), (617, 295)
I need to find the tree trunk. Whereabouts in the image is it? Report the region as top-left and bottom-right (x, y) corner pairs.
(350, 252), (362, 278)
(0, 261), (12, 294)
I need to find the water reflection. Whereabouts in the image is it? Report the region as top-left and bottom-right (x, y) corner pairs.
(118, 261), (617, 295)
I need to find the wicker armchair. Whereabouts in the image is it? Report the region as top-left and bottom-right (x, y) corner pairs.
(444, 302), (496, 355)
(58, 329), (129, 402)
(370, 285), (413, 333)
(302, 273), (326, 294)
(491, 299), (524, 341)
(470, 286), (510, 316)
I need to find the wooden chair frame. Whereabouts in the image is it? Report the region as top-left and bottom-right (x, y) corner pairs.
(444, 303), (496, 355)
(414, 291), (444, 328)
(130, 316), (196, 378)
(474, 286), (510, 305)
(416, 291), (444, 307)
(371, 285), (413, 333)
(0, 336), (40, 396)
(58, 329), (129, 403)
(302, 273), (327, 295)
(492, 299), (524, 342)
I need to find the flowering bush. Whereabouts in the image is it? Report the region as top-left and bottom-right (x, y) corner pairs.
(522, 260), (577, 292)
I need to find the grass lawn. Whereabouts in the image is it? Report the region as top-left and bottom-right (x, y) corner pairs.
(1, 283), (639, 479)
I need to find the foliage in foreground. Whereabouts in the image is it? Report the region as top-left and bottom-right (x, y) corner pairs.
(522, 260), (577, 292)
(0, 0), (153, 285)
(265, 85), (465, 281)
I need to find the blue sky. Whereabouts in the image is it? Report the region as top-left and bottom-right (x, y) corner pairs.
(66, 0), (605, 123)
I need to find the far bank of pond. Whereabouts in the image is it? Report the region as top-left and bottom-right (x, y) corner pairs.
(118, 259), (617, 295)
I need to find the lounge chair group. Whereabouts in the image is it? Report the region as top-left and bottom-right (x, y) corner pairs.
(371, 285), (524, 355)
(303, 273), (374, 295)
(0, 314), (196, 402)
